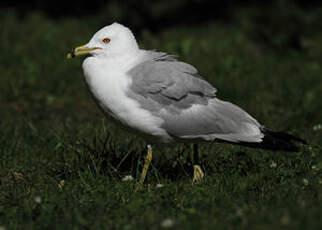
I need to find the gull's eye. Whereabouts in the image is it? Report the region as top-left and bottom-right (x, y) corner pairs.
(102, 38), (111, 44)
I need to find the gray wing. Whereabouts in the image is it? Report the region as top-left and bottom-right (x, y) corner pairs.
(129, 51), (217, 110)
(127, 51), (263, 143)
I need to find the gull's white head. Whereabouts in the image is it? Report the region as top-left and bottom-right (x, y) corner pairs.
(67, 23), (139, 59)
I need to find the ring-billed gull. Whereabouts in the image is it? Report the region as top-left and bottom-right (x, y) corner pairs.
(67, 23), (306, 188)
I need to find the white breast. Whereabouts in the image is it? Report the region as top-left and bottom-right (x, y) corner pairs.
(82, 56), (171, 142)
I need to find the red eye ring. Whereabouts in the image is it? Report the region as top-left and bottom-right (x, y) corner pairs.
(102, 38), (111, 44)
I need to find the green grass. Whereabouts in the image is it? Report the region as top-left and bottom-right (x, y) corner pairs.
(1, 9), (322, 230)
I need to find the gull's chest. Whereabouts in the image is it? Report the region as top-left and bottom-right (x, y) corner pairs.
(84, 66), (132, 122)
(82, 57), (171, 142)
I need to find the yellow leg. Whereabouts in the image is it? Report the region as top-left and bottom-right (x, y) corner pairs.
(193, 165), (204, 183)
(136, 145), (153, 191)
(191, 143), (204, 183)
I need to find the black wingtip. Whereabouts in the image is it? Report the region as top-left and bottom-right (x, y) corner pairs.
(228, 128), (307, 152)
(257, 128), (307, 152)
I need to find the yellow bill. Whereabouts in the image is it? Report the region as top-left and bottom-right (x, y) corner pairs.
(66, 44), (100, 58)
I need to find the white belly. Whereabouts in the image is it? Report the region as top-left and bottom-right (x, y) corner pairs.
(82, 57), (171, 142)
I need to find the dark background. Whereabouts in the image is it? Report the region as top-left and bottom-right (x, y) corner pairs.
(1, 0), (321, 31)
(2, 0), (321, 52)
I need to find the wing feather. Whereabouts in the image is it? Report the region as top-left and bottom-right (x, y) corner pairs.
(127, 51), (263, 142)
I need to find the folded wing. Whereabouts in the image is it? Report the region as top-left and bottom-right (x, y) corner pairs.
(127, 51), (263, 143)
